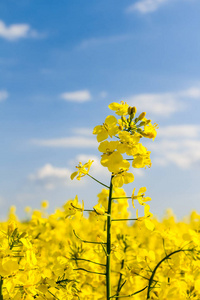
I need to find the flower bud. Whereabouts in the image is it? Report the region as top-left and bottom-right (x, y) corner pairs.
(138, 112), (146, 121)
(138, 121), (146, 127)
(128, 106), (137, 115)
(128, 107), (132, 115)
(131, 106), (137, 114)
(128, 106), (137, 117)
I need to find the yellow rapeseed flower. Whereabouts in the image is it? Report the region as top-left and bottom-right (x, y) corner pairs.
(112, 170), (134, 188)
(71, 160), (94, 180)
(108, 101), (129, 116)
(93, 115), (119, 142)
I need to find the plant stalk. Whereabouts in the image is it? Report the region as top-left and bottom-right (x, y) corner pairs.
(106, 175), (114, 300)
(0, 276), (3, 300)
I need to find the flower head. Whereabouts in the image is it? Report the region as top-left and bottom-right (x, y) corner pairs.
(108, 101), (129, 116)
(112, 170), (134, 188)
(132, 187), (151, 208)
(71, 160), (94, 180)
(142, 122), (158, 140)
(93, 115), (119, 142)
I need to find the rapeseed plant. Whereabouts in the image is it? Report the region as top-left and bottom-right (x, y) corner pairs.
(0, 101), (199, 300)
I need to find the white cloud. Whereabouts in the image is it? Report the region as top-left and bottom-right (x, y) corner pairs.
(158, 125), (200, 138)
(31, 136), (97, 148)
(0, 20), (39, 41)
(0, 90), (9, 102)
(126, 0), (169, 14)
(72, 128), (93, 136)
(128, 92), (184, 117)
(127, 85), (200, 117)
(60, 90), (91, 102)
(149, 125), (200, 169)
(178, 87), (200, 99)
(100, 91), (108, 98)
(77, 34), (131, 50)
(153, 139), (200, 169)
(29, 164), (73, 190)
(29, 157), (105, 190)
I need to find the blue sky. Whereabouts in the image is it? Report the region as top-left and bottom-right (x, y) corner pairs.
(1, 0), (200, 220)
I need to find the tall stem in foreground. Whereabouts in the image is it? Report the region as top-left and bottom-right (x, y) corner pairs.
(0, 276), (3, 300)
(106, 175), (114, 300)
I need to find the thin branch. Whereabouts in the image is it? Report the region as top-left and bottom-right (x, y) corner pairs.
(147, 248), (194, 299)
(112, 218), (137, 222)
(48, 290), (60, 300)
(71, 204), (94, 213)
(110, 286), (147, 298)
(101, 243), (107, 255)
(73, 230), (107, 245)
(87, 174), (109, 189)
(56, 278), (79, 284)
(74, 268), (106, 276)
(72, 257), (106, 267)
(115, 259), (125, 299)
(112, 197), (132, 200)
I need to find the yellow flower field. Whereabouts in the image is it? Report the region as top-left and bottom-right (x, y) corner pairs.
(1, 101), (199, 299)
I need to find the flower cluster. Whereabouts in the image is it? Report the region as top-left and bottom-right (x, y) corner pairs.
(70, 101), (157, 236)
(93, 101), (158, 188)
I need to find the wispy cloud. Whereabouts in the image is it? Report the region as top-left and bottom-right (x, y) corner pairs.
(29, 156), (105, 190)
(99, 91), (108, 98)
(31, 136), (97, 148)
(158, 125), (200, 138)
(60, 90), (91, 102)
(29, 164), (72, 190)
(126, 0), (169, 14)
(127, 86), (200, 117)
(128, 93), (184, 117)
(149, 125), (200, 169)
(31, 125), (97, 148)
(72, 127), (93, 136)
(0, 20), (40, 41)
(0, 90), (9, 102)
(77, 34), (131, 50)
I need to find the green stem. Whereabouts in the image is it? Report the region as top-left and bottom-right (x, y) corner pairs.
(87, 174), (109, 189)
(147, 249), (193, 299)
(0, 276), (3, 300)
(106, 175), (114, 300)
(110, 286), (147, 298)
(115, 259), (125, 299)
(74, 268), (106, 275)
(73, 230), (106, 244)
(73, 257), (106, 267)
(112, 197), (131, 200)
(112, 218), (137, 222)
